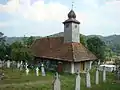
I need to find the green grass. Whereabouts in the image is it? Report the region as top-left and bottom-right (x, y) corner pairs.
(0, 68), (120, 90)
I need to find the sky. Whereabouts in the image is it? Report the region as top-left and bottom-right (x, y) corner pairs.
(0, 0), (120, 37)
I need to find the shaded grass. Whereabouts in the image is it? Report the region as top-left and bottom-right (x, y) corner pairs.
(0, 68), (120, 90)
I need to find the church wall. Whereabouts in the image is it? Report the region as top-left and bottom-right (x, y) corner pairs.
(71, 23), (80, 43)
(62, 62), (71, 73)
(85, 61), (93, 71)
(64, 23), (72, 43)
(74, 62), (81, 73)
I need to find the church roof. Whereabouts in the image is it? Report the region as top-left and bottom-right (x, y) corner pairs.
(63, 9), (80, 24)
(68, 9), (76, 19)
(31, 37), (97, 62)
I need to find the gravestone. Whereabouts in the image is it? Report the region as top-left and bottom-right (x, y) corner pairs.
(75, 72), (80, 90)
(20, 61), (23, 71)
(53, 72), (61, 90)
(41, 63), (46, 76)
(86, 69), (91, 88)
(25, 62), (28, 70)
(7, 60), (11, 68)
(95, 68), (99, 84)
(103, 66), (106, 82)
(17, 62), (20, 69)
(26, 68), (29, 75)
(36, 67), (39, 76)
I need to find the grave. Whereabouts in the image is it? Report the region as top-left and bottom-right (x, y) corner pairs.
(7, 60), (11, 68)
(53, 72), (61, 90)
(96, 68), (99, 84)
(75, 71), (80, 90)
(86, 69), (91, 88)
(26, 68), (29, 75)
(41, 63), (46, 76)
(103, 66), (106, 82)
(36, 67), (39, 76)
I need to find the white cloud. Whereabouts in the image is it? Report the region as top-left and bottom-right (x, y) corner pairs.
(0, 0), (120, 36)
(0, 22), (8, 28)
(0, 0), (70, 21)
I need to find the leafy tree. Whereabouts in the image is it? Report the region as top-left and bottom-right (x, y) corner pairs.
(11, 36), (35, 62)
(80, 34), (86, 46)
(86, 36), (106, 61)
(10, 41), (24, 61)
(0, 32), (7, 60)
(26, 36), (35, 47)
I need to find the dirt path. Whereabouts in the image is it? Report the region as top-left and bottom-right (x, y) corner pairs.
(0, 80), (51, 88)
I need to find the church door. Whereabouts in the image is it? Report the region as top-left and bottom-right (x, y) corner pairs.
(80, 62), (85, 71)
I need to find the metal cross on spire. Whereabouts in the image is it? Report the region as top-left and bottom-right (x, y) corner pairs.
(72, 0), (74, 10)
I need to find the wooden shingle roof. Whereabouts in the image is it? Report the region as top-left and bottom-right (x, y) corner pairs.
(31, 37), (97, 62)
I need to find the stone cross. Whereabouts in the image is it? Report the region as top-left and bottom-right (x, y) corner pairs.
(25, 62), (28, 70)
(41, 63), (46, 76)
(20, 61), (23, 71)
(98, 60), (100, 65)
(17, 62), (20, 69)
(75, 72), (80, 90)
(36, 67), (39, 76)
(7, 60), (10, 68)
(103, 66), (106, 82)
(53, 72), (61, 90)
(26, 68), (29, 75)
(95, 68), (99, 84)
(20, 61), (23, 65)
(86, 69), (91, 88)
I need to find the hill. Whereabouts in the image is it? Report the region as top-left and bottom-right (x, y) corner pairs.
(5, 33), (120, 53)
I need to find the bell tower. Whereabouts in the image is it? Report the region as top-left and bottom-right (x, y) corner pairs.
(63, 9), (80, 43)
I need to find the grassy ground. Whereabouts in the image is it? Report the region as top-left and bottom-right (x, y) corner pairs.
(0, 68), (120, 90)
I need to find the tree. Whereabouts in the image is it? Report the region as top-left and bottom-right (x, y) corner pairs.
(86, 36), (106, 61)
(80, 34), (86, 46)
(10, 41), (24, 61)
(10, 36), (35, 62)
(0, 32), (7, 60)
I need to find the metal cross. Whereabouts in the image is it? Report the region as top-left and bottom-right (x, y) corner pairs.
(72, 1), (74, 10)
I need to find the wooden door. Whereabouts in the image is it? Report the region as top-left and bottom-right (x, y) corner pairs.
(80, 62), (84, 71)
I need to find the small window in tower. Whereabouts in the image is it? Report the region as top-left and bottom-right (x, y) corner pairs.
(75, 25), (77, 28)
(66, 24), (69, 28)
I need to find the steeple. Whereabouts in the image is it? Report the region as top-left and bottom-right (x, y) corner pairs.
(63, 9), (80, 24)
(63, 9), (80, 43)
(68, 9), (76, 19)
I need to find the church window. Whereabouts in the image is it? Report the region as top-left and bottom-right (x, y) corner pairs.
(75, 25), (77, 28)
(66, 24), (69, 28)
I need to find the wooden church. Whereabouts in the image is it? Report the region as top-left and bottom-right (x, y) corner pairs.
(31, 9), (97, 74)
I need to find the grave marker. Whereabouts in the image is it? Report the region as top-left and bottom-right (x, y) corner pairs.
(75, 72), (80, 90)
(96, 68), (99, 84)
(53, 72), (61, 90)
(7, 60), (10, 68)
(41, 63), (46, 76)
(26, 68), (29, 75)
(103, 66), (106, 82)
(86, 69), (91, 88)
(36, 67), (39, 76)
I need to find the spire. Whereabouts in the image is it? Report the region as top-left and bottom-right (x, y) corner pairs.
(63, 0), (80, 24)
(67, 0), (76, 19)
(72, 1), (74, 10)
(68, 9), (76, 19)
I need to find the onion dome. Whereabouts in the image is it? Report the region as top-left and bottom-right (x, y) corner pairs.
(68, 9), (76, 19)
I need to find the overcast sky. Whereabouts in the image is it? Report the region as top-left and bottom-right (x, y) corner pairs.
(0, 0), (120, 37)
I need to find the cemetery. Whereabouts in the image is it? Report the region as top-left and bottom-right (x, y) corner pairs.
(0, 1), (120, 90)
(0, 60), (120, 90)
